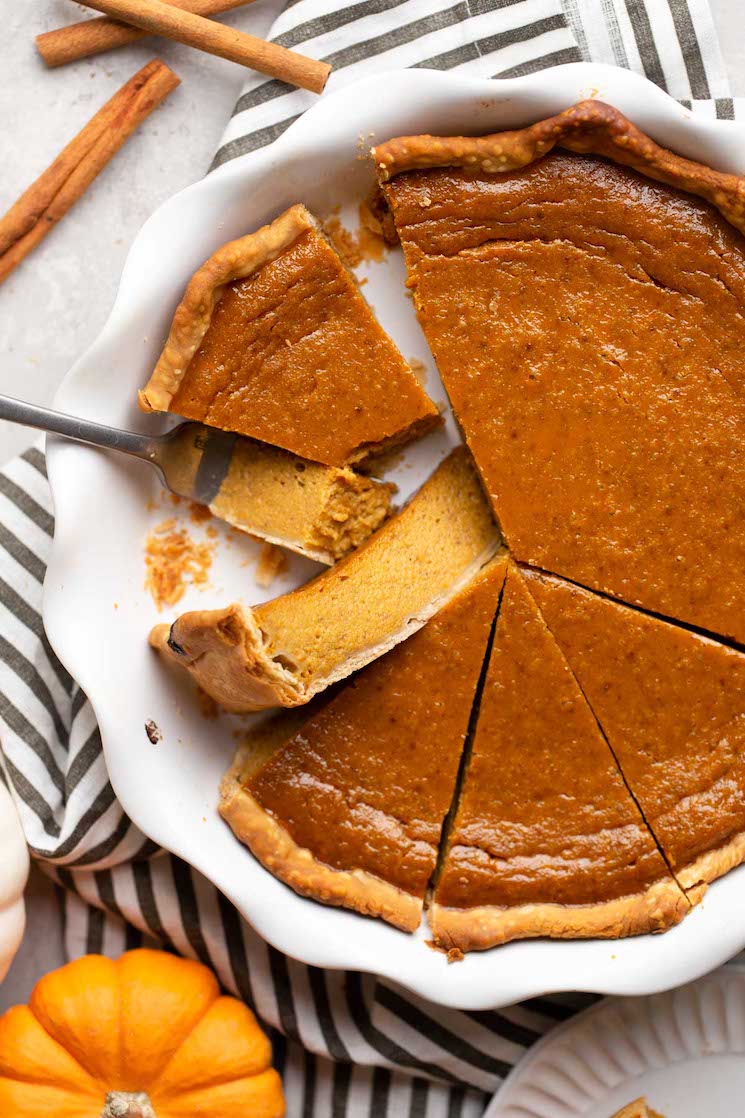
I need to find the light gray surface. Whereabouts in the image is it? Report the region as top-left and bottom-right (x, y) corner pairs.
(0, 0), (742, 1011)
(0, 0), (280, 464)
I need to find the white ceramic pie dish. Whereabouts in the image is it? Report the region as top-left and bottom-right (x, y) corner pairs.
(487, 965), (745, 1116)
(44, 62), (745, 1010)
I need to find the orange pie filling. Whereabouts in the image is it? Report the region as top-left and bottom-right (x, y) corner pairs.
(140, 205), (439, 468)
(375, 102), (745, 643)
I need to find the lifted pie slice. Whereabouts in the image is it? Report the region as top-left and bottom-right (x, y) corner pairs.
(208, 438), (395, 564)
(375, 101), (745, 642)
(151, 448), (501, 712)
(139, 204), (439, 467)
(430, 565), (687, 953)
(220, 557), (507, 931)
(523, 568), (745, 897)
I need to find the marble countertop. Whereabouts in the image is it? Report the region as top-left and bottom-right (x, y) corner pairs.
(0, 0), (743, 1010)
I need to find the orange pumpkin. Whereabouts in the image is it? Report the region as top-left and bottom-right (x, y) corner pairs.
(0, 949), (285, 1118)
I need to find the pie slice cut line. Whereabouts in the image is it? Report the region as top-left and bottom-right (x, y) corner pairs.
(521, 566), (745, 898)
(219, 556), (508, 931)
(430, 564), (688, 953)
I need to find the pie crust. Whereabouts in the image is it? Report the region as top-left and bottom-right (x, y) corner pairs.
(139, 206), (315, 415)
(374, 100), (745, 643)
(139, 204), (439, 467)
(430, 565), (688, 952)
(374, 99), (745, 234)
(221, 749), (421, 932)
(522, 567), (745, 902)
(150, 448), (501, 712)
(430, 876), (689, 953)
(220, 557), (506, 931)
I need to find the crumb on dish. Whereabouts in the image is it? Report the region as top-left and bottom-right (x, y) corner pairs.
(144, 519), (215, 610)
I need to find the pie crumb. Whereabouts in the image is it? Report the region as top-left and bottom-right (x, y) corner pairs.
(423, 939), (464, 963)
(324, 203), (390, 269)
(256, 542), (288, 589)
(407, 356), (428, 386)
(144, 520), (215, 610)
(145, 720), (162, 744)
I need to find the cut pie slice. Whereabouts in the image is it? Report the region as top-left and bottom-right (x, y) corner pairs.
(150, 447), (501, 712)
(208, 438), (395, 564)
(220, 556), (507, 931)
(430, 564), (687, 953)
(522, 567), (745, 897)
(375, 100), (745, 642)
(139, 204), (439, 467)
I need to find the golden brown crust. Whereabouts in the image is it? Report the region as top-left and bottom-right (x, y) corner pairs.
(677, 830), (745, 893)
(139, 205), (317, 414)
(373, 100), (745, 234)
(150, 448), (501, 713)
(149, 603), (303, 712)
(219, 771), (421, 932)
(149, 543), (497, 713)
(429, 876), (690, 953)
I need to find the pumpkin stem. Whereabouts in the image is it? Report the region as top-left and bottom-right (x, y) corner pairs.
(101, 1091), (157, 1118)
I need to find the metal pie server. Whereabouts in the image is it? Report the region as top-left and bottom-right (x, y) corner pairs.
(0, 393), (237, 507)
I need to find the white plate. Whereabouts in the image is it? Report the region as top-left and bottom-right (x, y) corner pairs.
(486, 964), (745, 1117)
(44, 63), (745, 1010)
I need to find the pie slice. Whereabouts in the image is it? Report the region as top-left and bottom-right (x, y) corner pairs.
(150, 447), (501, 712)
(208, 438), (394, 564)
(375, 100), (745, 643)
(220, 556), (507, 931)
(430, 564), (687, 953)
(522, 567), (745, 897)
(139, 204), (439, 467)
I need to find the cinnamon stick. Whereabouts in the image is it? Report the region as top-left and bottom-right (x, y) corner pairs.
(0, 60), (180, 286)
(36, 0), (254, 68)
(75, 0), (330, 93)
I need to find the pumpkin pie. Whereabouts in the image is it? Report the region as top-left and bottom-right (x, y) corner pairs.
(209, 438), (394, 564)
(220, 557), (507, 931)
(523, 567), (745, 897)
(375, 100), (745, 642)
(430, 564), (687, 953)
(139, 204), (439, 468)
(150, 447), (501, 712)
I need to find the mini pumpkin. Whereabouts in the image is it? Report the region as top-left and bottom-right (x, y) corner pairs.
(0, 949), (285, 1118)
(0, 782), (28, 983)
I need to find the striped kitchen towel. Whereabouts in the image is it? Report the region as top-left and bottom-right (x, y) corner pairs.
(0, 2), (738, 1115)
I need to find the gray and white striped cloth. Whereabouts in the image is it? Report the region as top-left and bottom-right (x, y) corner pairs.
(0, 3), (738, 1114)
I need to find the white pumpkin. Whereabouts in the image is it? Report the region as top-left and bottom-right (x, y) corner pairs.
(0, 782), (29, 982)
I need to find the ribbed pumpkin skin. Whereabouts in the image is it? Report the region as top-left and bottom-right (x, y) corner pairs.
(0, 949), (285, 1118)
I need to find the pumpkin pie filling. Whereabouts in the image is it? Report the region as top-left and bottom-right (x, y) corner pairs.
(208, 438), (395, 564)
(150, 447), (501, 712)
(523, 567), (745, 896)
(375, 101), (745, 643)
(430, 564), (687, 952)
(220, 557), (507, 931)
(139, 204), (439, 468)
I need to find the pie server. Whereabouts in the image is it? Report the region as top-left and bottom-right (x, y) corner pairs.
(0, 392), (238, 508)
